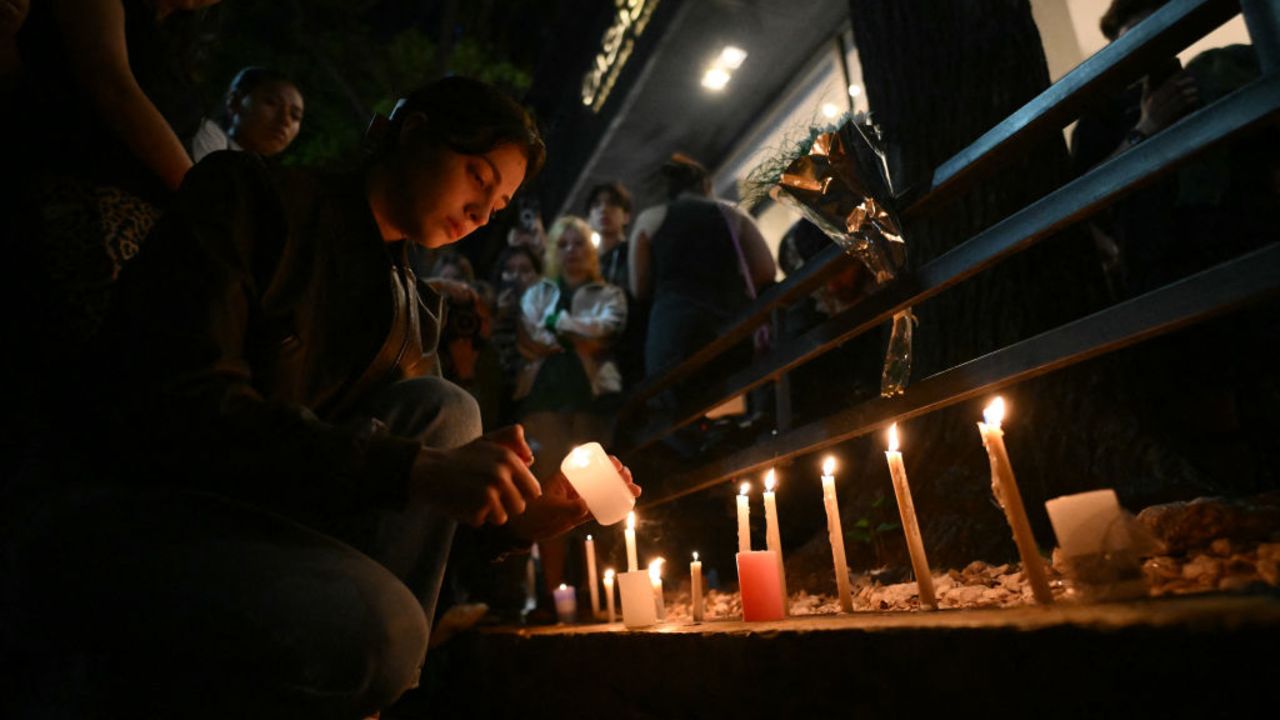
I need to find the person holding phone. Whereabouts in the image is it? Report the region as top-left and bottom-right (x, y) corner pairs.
(1069, 0), (1202, 297)
(1072, 1), (1201, 175)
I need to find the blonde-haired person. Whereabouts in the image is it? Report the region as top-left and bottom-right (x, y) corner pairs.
(516, 216), (624, 401)
(515, 215), (627, 603)
(537, 215), (594, 284)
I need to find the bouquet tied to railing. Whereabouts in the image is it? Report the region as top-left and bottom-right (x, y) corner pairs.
(747, 114), (913, 397)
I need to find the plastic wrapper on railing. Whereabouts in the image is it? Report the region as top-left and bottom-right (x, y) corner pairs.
(750, 115), (914, 396)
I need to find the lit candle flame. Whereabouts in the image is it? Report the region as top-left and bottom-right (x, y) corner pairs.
(739, 481), (751, 496)
(764, 468), (777, 492)
(984, 396), (1006, 428)
(558, 583), (567, 591)
(887, 422), (900, 452)
(648, 557), (665, 583)
(570, 445), (591, 468)
(604, 568), (615, 581)
(822, 456), (836, 476)
(626, 511), (636, 530)
(692, 551), (699, 562)
(586, 534), (592, 541)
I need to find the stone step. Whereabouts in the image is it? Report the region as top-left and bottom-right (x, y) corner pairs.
(408, 593), (1280, 718)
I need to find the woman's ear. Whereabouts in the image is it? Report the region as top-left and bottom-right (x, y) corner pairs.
(398, 110), (430, 148)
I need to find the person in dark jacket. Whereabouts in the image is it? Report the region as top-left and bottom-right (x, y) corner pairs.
(2, 76), (639, 720)
(586, 180), (648, 393)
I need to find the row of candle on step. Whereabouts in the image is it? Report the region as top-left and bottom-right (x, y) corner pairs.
(572, 516), (680, 627)
(728, 395), (1051, 615)
(562, 395), (1131, 625)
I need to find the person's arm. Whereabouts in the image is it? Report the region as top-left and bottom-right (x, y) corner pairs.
(112, 154), (418, 510)
(628, 206), (663, 300)
(734, 207), (777, 289)
(411, 425), (541, 527)
(52, 0), (193, 190)
(506, 454), (641, 543)
(0, 0), (29, 80)
(114, 155), (536, 524)
(1099, 71), (1200, 165)
(516, 280), (561, 355)
(189, 118), (228, 164)
(554, 284), (627, 340)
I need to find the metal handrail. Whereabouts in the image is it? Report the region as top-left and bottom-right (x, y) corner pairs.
(911, 0), (1239, 214)
(619, 0), (1239, 429)
(641, 242), (1280, 507)
(624, 72), (1280, 453)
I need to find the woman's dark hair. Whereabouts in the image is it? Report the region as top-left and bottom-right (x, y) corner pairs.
(228, 66), (294, 101)
(660, 153), (710, 200)
(1100, 0), (1167, 40)
(490, 245), (544, 287)
(585, 181), (633, 214)
(221, 66), (297, 126)
(387, 76), (546, 182)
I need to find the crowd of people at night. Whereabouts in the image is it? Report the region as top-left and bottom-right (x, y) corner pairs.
(0, 0), (1273, 718)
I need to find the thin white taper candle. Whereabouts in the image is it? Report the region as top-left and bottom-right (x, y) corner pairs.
(821, 457), (854, 613)
(978, 397), (1054, 604)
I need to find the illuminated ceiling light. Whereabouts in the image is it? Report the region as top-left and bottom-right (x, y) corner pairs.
(848, 83), (863, 98)
(719, 45), (748, 70)
(702, 67), (731, 91)
(821, 102), (839, 119)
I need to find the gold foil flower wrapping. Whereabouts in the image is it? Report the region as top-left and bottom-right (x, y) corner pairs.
(771, 117), (913, 397)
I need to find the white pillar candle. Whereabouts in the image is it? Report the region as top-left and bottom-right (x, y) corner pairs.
(821, 456), (854, 613)
(978, 397), (1054, 604)
(1045, 489), (1131, 558)
(585, 534), (601, 619)
(624, 511), (639, 573)
(737, 482), (752, 554)
(648, 557), (666, 620)
(603, 568), (617, 623)
(690, 552), (704, 622)
(762, 469), (789, 616)
(618, 570), (658, 628)
(560, 442), (635, 525)
(553, 583), (577, 624)
(885, 423), (937, 609)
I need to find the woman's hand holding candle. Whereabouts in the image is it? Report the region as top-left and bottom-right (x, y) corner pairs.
(560, 442), (639, 525)
(510, 453), (641, 542)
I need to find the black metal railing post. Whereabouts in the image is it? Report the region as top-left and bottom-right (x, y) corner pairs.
(1241, 0), (1280, 72)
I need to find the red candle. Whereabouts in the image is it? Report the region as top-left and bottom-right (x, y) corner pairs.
(737, 550), (785, 621)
